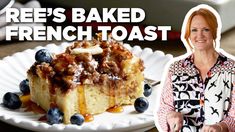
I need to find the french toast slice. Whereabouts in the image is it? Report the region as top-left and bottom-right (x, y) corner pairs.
(27, 37), (144, 124)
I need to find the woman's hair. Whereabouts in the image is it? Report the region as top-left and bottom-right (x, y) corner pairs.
(184, 8), (218, 48)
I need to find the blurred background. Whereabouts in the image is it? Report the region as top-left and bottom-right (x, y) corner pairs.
(1, 0), (235, 56)
(37, 0), (235, 33)
(0, 0), (234, 131)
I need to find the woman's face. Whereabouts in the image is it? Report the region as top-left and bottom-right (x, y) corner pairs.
(189, 15), (214, 51)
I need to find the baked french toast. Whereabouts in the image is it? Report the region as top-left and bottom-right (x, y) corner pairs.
(27, 36), (144, 124)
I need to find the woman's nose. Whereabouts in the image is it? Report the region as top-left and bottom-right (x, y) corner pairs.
(196, 30), (204, 38)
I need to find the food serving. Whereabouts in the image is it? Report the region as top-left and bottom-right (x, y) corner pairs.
(2, 34), (151, 125)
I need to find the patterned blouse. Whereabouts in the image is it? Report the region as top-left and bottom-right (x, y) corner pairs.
(157, 53), (235, 132)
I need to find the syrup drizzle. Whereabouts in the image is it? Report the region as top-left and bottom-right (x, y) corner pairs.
(84, 114), (94, 122)
(78, 85), (87, 115)
(38, 115), (47, 122)
(107, 105), (123, 113)
(20, 94), (46, 114)
(21, 83), (126, 124)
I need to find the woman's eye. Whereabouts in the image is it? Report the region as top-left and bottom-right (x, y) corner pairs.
(191, 29), (197, 32)
(203, 28), (210, 32)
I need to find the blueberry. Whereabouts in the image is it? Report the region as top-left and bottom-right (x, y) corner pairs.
(19, 79), (30, 94)
(70, 113), (85, 125)
(3, 92), (22, 109)
(46, 108), (64, 124)
(134, 97), (149, 113)
(35, 49), (52, 63)
(143, 84), (152, 97)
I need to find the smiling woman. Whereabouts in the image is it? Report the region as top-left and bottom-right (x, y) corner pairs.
(156, 4), (235, 132)
(189, 15), (214, 52)
(184, 8), (218, 51)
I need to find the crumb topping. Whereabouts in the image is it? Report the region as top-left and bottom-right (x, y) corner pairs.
(28, 36), (144, 93)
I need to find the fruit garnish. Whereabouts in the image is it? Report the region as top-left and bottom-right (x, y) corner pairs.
(46, 108), (64, 124)
(19, 79), (30, 94)
(35, 49), (53, 63)
(3, 92), (22, 109)
(134, 97), (149, 113)
(143, 83), (152, 97)
(70, 113), (85, 125)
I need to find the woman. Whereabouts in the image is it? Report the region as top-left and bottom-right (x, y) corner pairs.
(156, 5), (235, 132)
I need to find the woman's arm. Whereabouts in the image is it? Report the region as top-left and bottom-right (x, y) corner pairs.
(156, 72), (175, 131)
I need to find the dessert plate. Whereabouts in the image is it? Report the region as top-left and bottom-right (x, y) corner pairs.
(0, 42), (173, 131)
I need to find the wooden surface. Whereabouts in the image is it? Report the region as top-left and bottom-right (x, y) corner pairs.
(0, 28), (234, 132)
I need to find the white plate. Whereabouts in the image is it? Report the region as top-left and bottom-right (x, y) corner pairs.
(0, 42), (173, 131)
